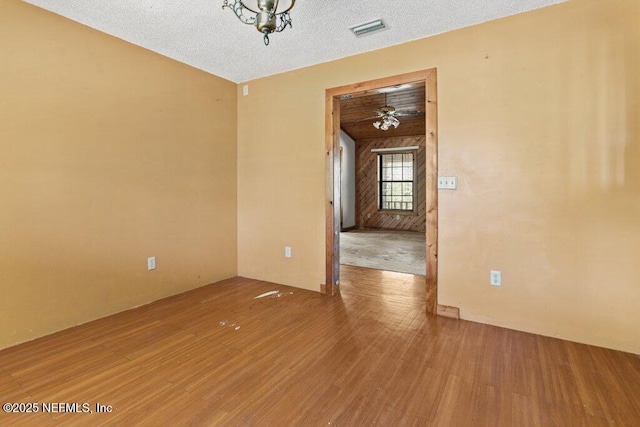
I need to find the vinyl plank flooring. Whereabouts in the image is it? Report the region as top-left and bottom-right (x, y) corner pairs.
(0, 265), (638, 425)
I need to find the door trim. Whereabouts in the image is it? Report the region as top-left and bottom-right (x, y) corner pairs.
(324, 69), (439, 314)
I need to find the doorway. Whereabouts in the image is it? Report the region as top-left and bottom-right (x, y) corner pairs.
(324, 69), (439, 314)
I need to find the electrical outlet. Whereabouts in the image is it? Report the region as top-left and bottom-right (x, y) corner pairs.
(285, 247), (292, 258)
(147, 256), (156, 271)
(438, 176), (457, 190)
(490, 270), (501, 286)
(243, 85), (249, 96)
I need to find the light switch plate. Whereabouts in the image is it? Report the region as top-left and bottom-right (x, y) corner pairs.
(438, 176), (457, 189)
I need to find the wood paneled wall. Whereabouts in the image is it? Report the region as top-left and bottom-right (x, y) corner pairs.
(356, 135), (426, 232)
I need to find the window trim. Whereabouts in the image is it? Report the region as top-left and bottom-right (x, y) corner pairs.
(377, 150), (417, 214)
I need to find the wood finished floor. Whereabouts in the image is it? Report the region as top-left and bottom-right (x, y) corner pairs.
(0, 265), (639, 426)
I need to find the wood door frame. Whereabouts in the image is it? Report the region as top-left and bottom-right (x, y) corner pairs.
(324, 69), (439, 315)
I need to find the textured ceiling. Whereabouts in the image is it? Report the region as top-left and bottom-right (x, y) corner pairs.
(23, 0), (565, 83)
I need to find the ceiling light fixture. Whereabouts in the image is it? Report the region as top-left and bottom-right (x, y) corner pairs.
(374, 93), (399, 131)
(350, 18), (386, 37)
(222, 0), (296, 45)
(373, 107), (400, 131)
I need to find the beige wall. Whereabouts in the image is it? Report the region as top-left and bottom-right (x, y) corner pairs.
(0, 1), (237, 349)
(238, 0), (640, 354)
(1, 0), (636, 354)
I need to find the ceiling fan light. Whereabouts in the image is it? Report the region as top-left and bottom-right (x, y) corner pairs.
(373, 114), (400, 131)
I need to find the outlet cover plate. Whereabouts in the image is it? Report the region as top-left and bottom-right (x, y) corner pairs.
(490, 270), (502, 286)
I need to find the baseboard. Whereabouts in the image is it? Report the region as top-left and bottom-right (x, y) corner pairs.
(437, 304), (460, 319)
(321, 283), (340, 296)
(341, 226), (358, 232)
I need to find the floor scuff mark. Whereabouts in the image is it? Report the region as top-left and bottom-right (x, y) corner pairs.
(254, 290), (294, 299)
(254, 290), (280, 299)
(219, 320), (241, 330)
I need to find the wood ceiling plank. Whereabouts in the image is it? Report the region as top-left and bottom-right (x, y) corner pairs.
(339, 82), (426, 140)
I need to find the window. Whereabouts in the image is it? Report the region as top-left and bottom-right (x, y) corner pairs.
(378, 152), (414, 211)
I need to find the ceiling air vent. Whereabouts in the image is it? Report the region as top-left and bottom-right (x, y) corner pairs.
(350, 19), (386, 37)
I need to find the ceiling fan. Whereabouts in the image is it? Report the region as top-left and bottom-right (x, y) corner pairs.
(355, 94), (423, 131)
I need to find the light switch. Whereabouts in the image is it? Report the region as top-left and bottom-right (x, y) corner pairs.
(438, 176), (457, 190)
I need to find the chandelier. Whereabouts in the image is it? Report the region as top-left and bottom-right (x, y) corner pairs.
(222, 0), (296, 45)
(373, 106), (400, 131)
